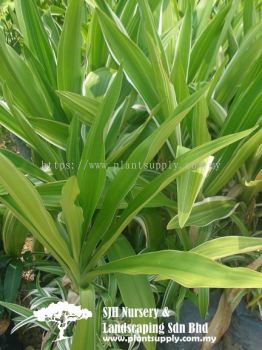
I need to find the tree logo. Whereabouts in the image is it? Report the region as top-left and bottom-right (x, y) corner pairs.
(33, 301), (92, 340)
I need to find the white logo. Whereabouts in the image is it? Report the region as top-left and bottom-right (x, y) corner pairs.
(33, 301), (92, 340)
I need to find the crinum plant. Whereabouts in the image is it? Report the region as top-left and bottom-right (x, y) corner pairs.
(0, 0), (261, 349)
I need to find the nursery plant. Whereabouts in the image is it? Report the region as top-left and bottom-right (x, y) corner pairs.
(0, 0), (261, 349)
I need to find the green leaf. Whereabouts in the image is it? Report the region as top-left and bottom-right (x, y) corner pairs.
(66, 117), (82, 176)
(191, 97), (211, 147)
(118, 0), (139, 29)
(195, 0), (214, 38)
(198, 288), (209, 319)
(3, 88), (66, 179)
(0, 149), (53, 182)
(2, 211), (28, 256)
(0, 105), (27, 142)
(0, 301), (48, 331)
(88, 11), (108, 71)
(171, 53), (189, 104)
(86, 250), (262, 288)
(167, 197), (238, 229)
(21, 45), (66, 122)
(0, 301), (33, 318)
(243, 0), (256, 34)
(61, 177), (83, 261)
(57, 0), (83, 94)
(105, 95), (134, 156)
(242, 177), (262, 204)
(35, 265), (64, 276)
(42, 11), (60, 53)
(78, 70), (123, 231)
(28, 118), (69, 150)
(138, 0), (168, 72)
(205, 128), (262, 195)
(134, 177), (177, 210)
(191, 236), (262, 260)
(14, 0), (57, 87)
(134, 209), (165, 252)
(208, 98), (226, 129)
(173, 0), (192, 80)
(175, 286), (187, 322)
(145, 33), (176, 128)
(176, 146), (213, 227)
(84, 68), (114, 99)
(220, 67), (262, 137)
(57, 91), (100, 126)
(205, 63), (262, 194)
(214, 22), (262, 105)
(36, 181), (65, 208)
(189, 3), (233, 81)
(106, 104), (157, 163)
(161, 280), (179, 310)
(97, 9), (158, 109)
(4, 260), (23, 303)
(0, 37), (52, 118)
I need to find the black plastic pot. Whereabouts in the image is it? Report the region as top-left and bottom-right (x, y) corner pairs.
(157, 290), (221, 350)
(221, 300), (262, 350)
(156, 290), (262, 350)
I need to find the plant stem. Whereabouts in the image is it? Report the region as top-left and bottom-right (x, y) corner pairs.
(71, 285), (96, 350)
